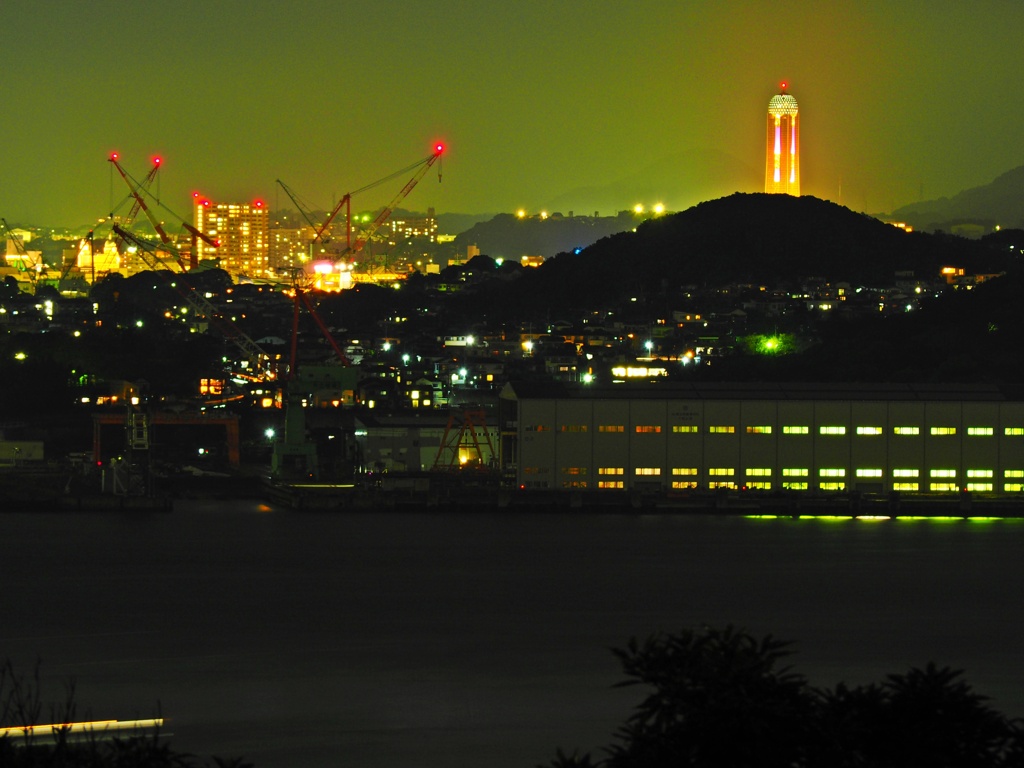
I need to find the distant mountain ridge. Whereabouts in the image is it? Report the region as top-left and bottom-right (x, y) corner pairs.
(891, 165), (1024, 232)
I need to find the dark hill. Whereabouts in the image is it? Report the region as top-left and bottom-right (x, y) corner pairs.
(891, 165), (1024, 233)
(465, 193), (1006, 316)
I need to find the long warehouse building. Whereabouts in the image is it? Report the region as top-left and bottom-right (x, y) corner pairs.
(498, 382), (1024, 496)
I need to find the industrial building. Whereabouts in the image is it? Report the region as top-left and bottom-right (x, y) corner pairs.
(499, 383), (1024, 496)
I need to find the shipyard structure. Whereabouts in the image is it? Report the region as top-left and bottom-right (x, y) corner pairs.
(499, 383), (1024, 497)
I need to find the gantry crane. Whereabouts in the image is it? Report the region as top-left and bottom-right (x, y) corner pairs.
(1, 217), (43, 287)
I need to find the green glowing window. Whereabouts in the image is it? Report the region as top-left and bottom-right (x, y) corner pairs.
(966, 469), (993, 478)
(1005, 483), (1024, 492)
(782, 468), (808, 477)
(708, 467), (735, 476)
(894, 426), (920, 435)
(893, 468), (919, 478)
(672, 467), (698, 475)
(855, 468), (883, 477)
(856, 426), (883, 435)
(745, 426), (772, 434)
(930, 469), (956, 478)
(782, 426), (809, 434)
(966, 483), (993, 492)
(671, 425), (698, 433)
(1006, 470), (1024, 478)
(930, 482), (958, 492)
(708, 481), (737, 489)
(709, 426), (736, 434)
(745, 481), (772, 490)
(819, 426), (846, 435)
(893, 482), (919, 492)
(782, 481), (808, 490)
(745, 468), (772, 477)
(1004, 428), (1024, 436)
(820, 482), (846, 491)
(967, 427), (993, 436)
(930, 427), (957, 436)
(819, 468), (846, 477)
(634, 467), (661, 476)
(598, 467), (624, 475)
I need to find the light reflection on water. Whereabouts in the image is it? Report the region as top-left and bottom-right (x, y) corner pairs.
(2, 502), (1022, 768)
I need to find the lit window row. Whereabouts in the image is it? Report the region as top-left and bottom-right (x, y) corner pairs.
(546, 424), (1024, 436)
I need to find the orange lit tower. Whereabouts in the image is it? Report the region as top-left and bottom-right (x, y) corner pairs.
(765, 82), (800, 196)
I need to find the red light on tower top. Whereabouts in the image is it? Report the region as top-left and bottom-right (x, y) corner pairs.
(152, 156), (162, 166)
(780, 81), (788, 92)
(110, 152), (119, 161)
(434, 143), (445, 154)
(254, 199), (264, 208)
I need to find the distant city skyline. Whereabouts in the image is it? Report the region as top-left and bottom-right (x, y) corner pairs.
(3, 1), (1024, 227)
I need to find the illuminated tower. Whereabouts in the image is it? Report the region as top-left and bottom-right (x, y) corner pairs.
(765, 82), (800, 196)
(194, 198), (269, 277)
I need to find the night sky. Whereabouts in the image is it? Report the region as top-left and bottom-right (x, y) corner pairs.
(3, 1), (1023, 227)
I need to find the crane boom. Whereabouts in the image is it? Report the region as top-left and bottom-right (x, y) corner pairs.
(352, 144), (443, 255)
(109, 154), (173, 246)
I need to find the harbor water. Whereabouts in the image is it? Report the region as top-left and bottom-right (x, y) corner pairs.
(2, 501), (1022, 767)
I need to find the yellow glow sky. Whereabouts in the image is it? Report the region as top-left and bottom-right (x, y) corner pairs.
(3, 0), (1023, 225)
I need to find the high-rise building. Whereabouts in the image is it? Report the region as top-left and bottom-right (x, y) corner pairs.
(194, 199), (270, 277)
(765, 83), (800, 196)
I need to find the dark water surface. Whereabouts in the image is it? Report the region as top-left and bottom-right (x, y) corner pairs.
(2, 502), (1022, 767)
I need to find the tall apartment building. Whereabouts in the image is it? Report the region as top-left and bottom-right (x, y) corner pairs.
(194, 199), (270, 278)
(765, 83), (800, 196)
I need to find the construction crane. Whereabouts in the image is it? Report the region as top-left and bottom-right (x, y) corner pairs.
(108, 154), (219, 270)
(112, 224), (273, 380)
(1, 218), (42, 285)
(275, 142), (444, 264)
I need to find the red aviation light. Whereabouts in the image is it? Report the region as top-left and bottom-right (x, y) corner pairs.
(152, 156), (162, 166)
(254, 199), (264, 208)
(780, 81), (788, 91)
(110, 152), (119, 161)
(434, 143), (445, 154)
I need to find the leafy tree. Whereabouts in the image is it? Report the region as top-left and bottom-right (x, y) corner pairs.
(541, 625), (1024, 768)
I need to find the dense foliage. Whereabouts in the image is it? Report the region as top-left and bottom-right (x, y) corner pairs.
(542, 626), (1024, 768)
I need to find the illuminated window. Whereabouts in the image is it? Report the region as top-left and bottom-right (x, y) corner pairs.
(745, 468), (772, 477)
(708, 468), (735, 476)
(598, 425), (624, 433)
(856, 426), (883, 435)
(671, 425), (699, 433)
(855, 468), (883, 477)
(635, 467), (661, 476)
(893, 482), (919, 491)
(1005, 484), (1024, 492)
(671, 481), (698, 489)
(820, 482), (846, 491)
(893, 468), (919, 478)
(967, 427), (993, 436)
(523, 467), (541, 474)
(782, 468), (808, 477)
(709, 425), (736, 434)
(930, 469), (956, 478)
(562, 480), (588, 489)
(819, 468), (846, 477)
(966, 483), (993, 492)
(930, 483), (958, 492)
(894, 427), (920, 436)
(1005, 427), (1024, 436)
(745, 482), (772, 490)
(746, 426), (772, 434)
(599, 467), (624, 475)
(709, 481), (737, 489)
(635, 425), (662, 434)
(672, 467), (698, 475)
(782, 481), (808, 490)
(782, 426), (809, 434)
(598, 481), (624, 489)
(930, 427), (957, 436)
(562, 467), (587, 475)
(819, 426), (846, 435)
(526, 425), (550, 432)
(1006, 470), (1024, 478)
(560, 425), (588, 433)
(966, 469), (993, 478)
